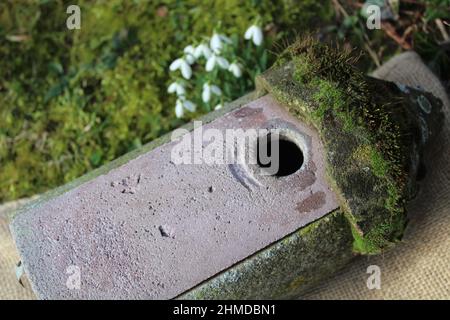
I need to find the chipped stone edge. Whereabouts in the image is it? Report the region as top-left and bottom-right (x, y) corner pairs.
(178, 209), (354, 299)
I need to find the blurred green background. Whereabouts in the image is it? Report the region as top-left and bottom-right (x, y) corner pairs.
(0, 0), (448, 202)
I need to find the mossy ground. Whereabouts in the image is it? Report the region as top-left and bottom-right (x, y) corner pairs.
(1, 1), (447, 202)
(0, 0), (333, 202)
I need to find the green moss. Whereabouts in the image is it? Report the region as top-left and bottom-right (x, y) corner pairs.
(353, 145), (371, 163)
(257, 36), (442, 255)
(370, 149), (390, 178)
(287, 42), (405, 254)
(293, 56), (315, 84)
(310, 78), (344, 120)
(350, 220), (380, 254)
(349, 213), (406, 255)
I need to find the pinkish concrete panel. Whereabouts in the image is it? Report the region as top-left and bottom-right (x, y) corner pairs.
(11, 95), (338, 299)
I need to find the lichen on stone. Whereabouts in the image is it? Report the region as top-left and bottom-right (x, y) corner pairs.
(256, 36), (444, 254)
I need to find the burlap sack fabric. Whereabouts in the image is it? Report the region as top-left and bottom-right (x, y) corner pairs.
(0, 200), (35, 299)
(0, 52), (448, 300)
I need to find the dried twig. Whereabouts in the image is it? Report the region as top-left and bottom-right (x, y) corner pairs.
(381, 21), (413, 50)
(332, 0), (349, 18)
(364, 43), (381, 67)
(435, 19), (450, 42)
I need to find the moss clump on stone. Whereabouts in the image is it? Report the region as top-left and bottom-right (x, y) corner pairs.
(256, 37), (443, 254)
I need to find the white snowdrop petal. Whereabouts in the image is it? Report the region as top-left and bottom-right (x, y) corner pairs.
(229, 63), (242, 78)
(210, 34), (222, 53)
(211, 85), (222, 96)
(184, 45), (195, 55)
(175, 101), (184, 118)
(180, 61), (192, 79)
(202, 85), (211, 103)
(205, 56), (216, 72)
(212, 47), (222, 55)
(214, 104), (223, 110)
(184, 100), (196, 112)
(252, 26), (263, 46)
(244, 26), (254, 40)
(168, 82), (178, 93)
(194, 45), (203, 59)
(211, 33), (219, 43)
(169, 59), (182, 71)
(176, 85), (186, 96)
(202, 46), (212, 59)
(220, 34), (232, 44)
(216, 56), (229, 69)
(185, 54), (195, 65)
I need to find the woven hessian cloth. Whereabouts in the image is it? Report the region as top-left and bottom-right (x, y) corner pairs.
(0, 200), (35, 299)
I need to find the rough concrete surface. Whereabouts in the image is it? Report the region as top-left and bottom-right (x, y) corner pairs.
(181, 209), (354, 300)
(11, 95), (338, 299)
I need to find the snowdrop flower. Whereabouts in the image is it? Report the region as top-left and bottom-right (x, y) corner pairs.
(175, 99), (184, 118)
(244, 25), (263, 46)
(214, 103), (223, 110)
(202, 83), (222, 103)
(175, 97), (196, 118)
(183, 45), (196, 64)
(210, 33), (231, 53)
(206, 54), (229, 72)
(169, 58), (192, 79)
(167, 81), (186, 96)
(194, 43), (212, 59)
(228, 62), (242, 78)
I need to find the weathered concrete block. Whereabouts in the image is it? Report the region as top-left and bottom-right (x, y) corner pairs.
(10, 93), (340, 299)
(10, 39), (444, 299)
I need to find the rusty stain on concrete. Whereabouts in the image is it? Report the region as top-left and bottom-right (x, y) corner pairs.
(233, 106), (263, 118)
(296, 191), (326, 214)
(294, 170), (317, 191)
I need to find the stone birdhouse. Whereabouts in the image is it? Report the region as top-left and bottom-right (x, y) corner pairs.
(10, 39), (444, 299)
